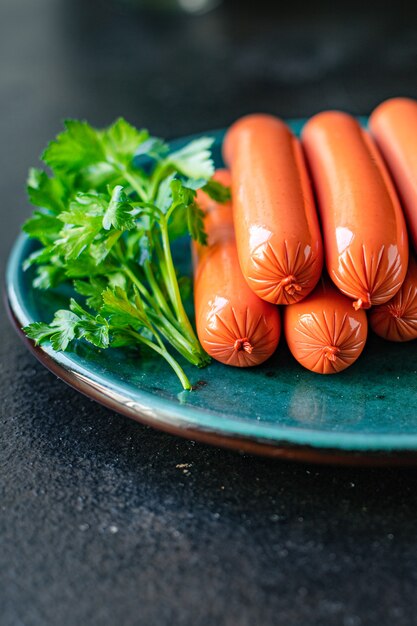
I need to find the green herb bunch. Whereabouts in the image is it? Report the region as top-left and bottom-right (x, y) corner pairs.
(23, 118), (230, 390)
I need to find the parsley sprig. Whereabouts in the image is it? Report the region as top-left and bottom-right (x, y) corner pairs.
(22, 118), (230, 390)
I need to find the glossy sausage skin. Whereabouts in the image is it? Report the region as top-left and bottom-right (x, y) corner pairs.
(302, 111), (408, 310)
(223, 114), (323, 305)
(369, 254), (417, 342)
(370, 97), (417, 253)
(193, 170), (281, 367)
(284, 279), (368, 374)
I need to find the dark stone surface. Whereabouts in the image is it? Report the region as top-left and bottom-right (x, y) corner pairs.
(2, 1), (417, 624)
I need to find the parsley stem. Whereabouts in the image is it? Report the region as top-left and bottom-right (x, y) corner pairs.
(124, 171), (148, 201)
(160, 219), (196, 340)
(146, 310), (203, 366)
(112, 243), (155, 308)
(122, 257), (200, 366)
(143, 260), (177, 324)
(148, 162), (171, 202)
(123, 256), (204, 366)
(148, 327), (167, 352)
(122, 264), (154, 306)
(128, 330), (192, 390)
(154, 240), (173, 311)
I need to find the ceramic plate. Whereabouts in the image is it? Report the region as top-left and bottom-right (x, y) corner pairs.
(6, 121), (417, 465)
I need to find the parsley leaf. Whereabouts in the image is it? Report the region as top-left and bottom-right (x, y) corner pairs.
(135, 136), (169, 161)
(22, 247), (57, 271)
(55, 191), (126, 261)
(101, 286), (148, 330)
(24, 322), (58, 345)
(155, 173), (176, 212)
(25, 309), (80, 351)
(202, 177), (231, 203)
(167, 137), (215, 180)
(102, 185), (136, 231)
(73, 277), (107, 310)
(187, 201), (207, 245)
(69, 299), (110, 348)
(42, 120), (105, 174)
(33, 264), (66, 290)
(167, 179), (207, 244)
(27, 168), (68, 214)
(55, 199), (103, 260)
(102, 118), (149, 165)
(25, 301), (110, 351)
(23, 211), (62, 246)
(64, 254), (120, 279)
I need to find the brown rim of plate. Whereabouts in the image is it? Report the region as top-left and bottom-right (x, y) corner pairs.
(5, 292), (417, 467)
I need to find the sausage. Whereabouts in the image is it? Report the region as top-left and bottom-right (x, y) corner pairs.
(193, 169), (281, 366)
(369, 254), (417, 342)
(222, 114), (323, 305)
(283, 278), (368, 374)
(302, 111), (408, 310)
(370, 97), (417, 253)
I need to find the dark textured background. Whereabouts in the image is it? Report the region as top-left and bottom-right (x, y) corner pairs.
(2, 1), (417, 625)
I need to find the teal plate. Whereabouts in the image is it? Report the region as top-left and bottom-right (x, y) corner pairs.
(6, 120), (417, 465)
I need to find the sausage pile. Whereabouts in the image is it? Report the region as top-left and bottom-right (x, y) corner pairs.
(193, 97), (417, 374)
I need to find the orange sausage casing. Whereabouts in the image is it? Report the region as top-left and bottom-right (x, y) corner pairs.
(193, 170), (281, 367)
(370, 97), (417, 253)
(283, 279), (368, 374)
(223, 114), (323, 305)
(369, 254), (417, 342)
(302, 111), (408, 310)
